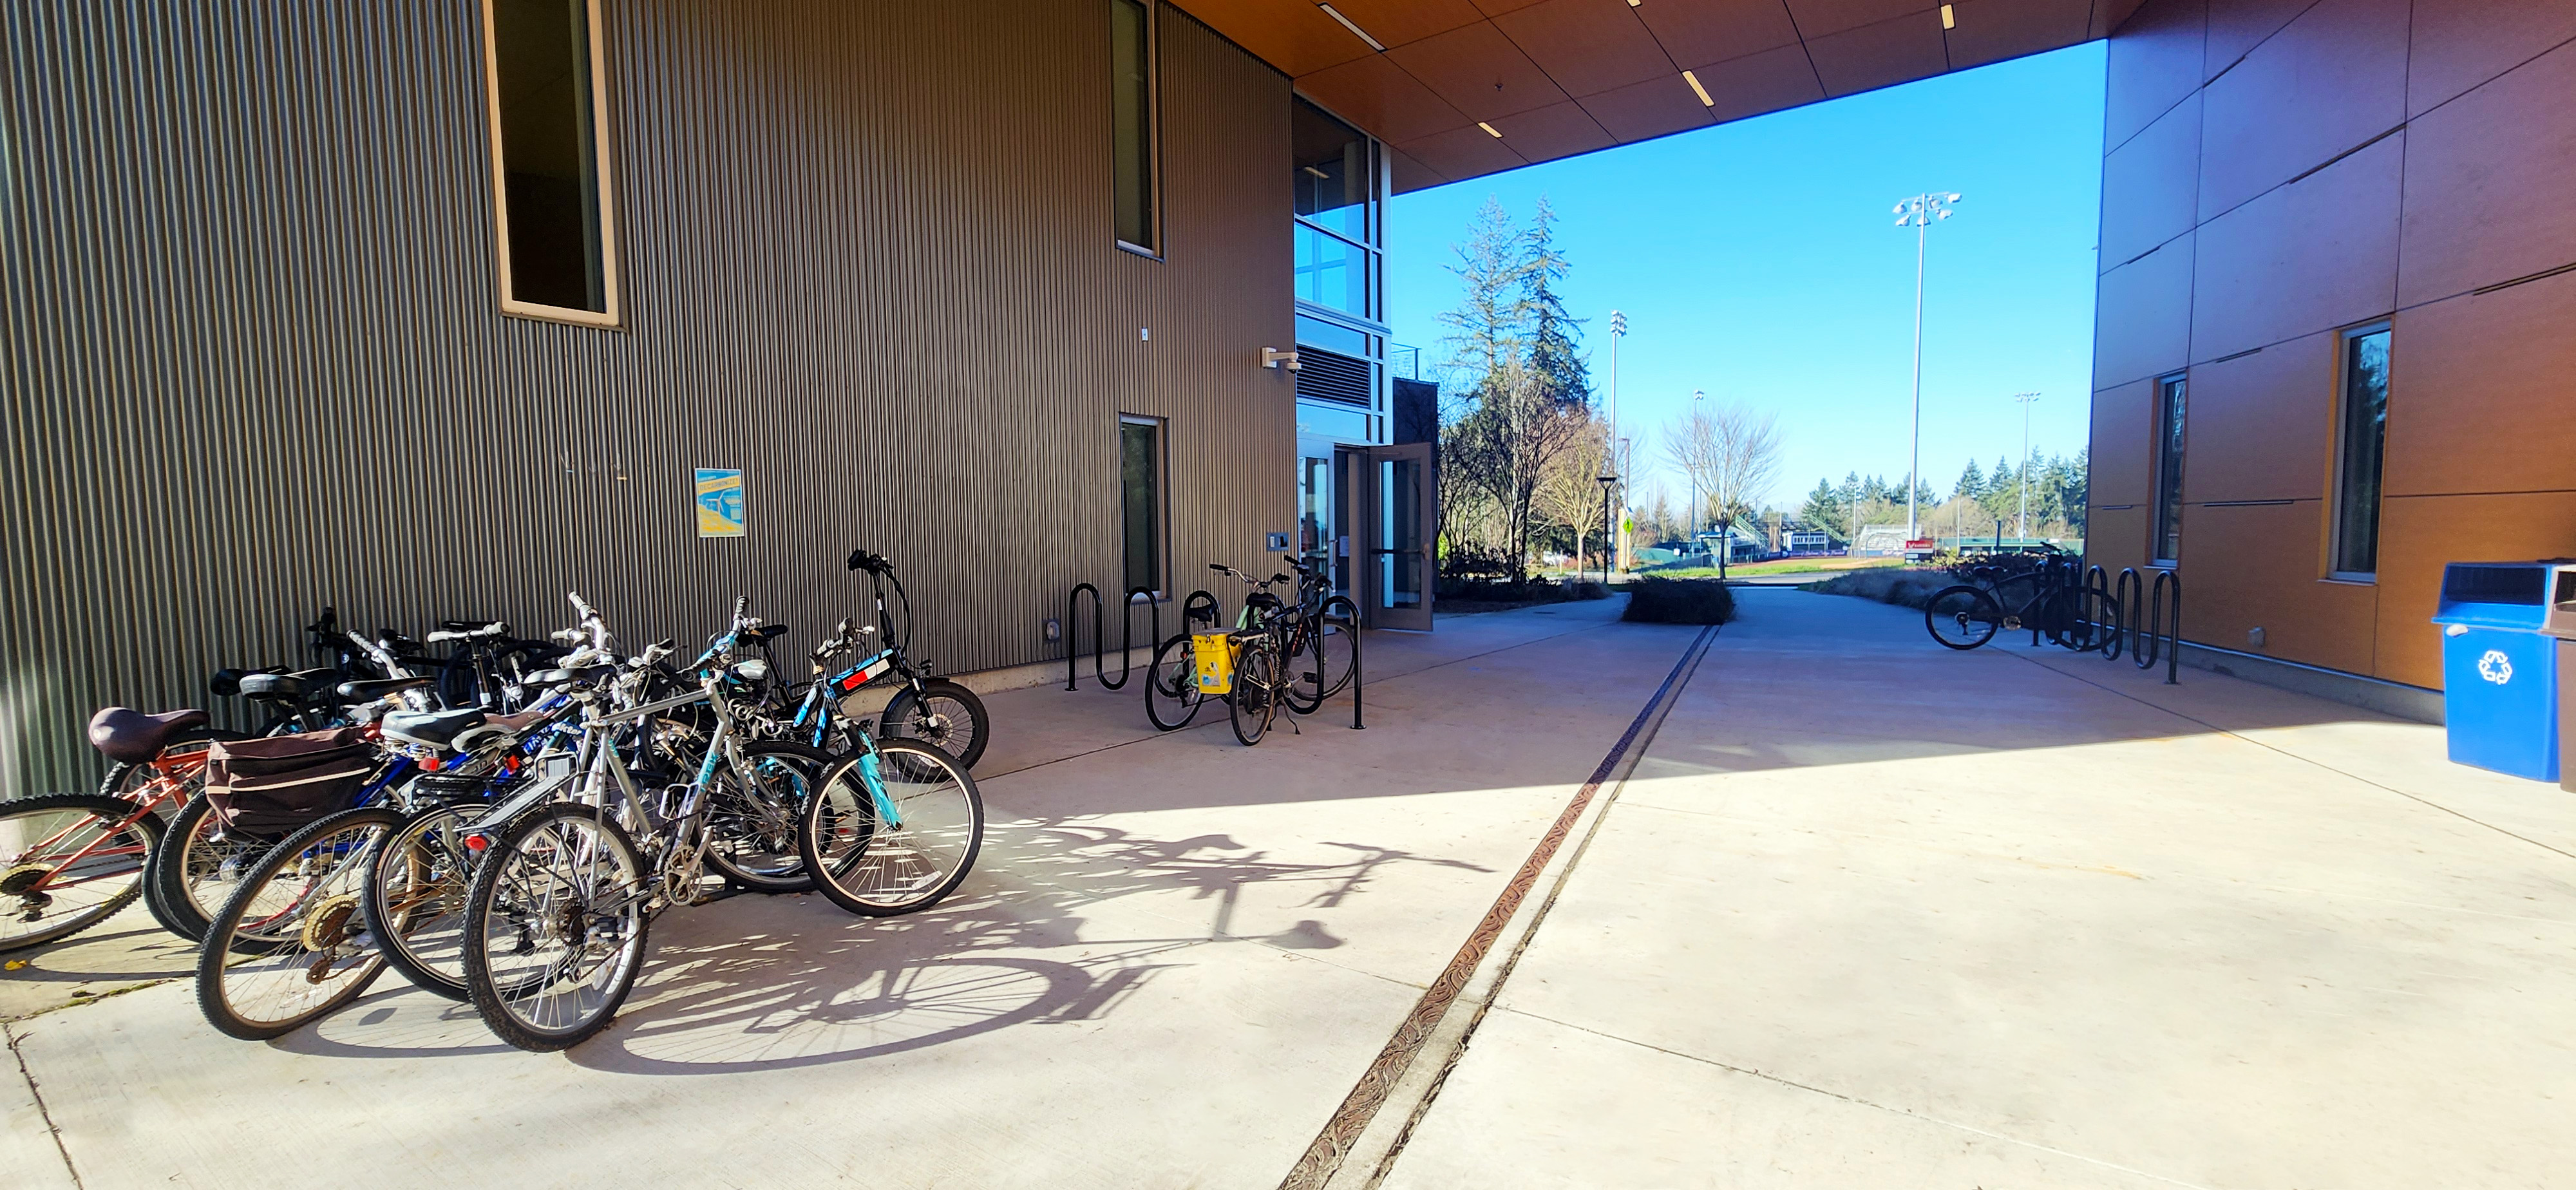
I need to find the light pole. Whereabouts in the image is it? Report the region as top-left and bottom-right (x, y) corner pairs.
(2012, 391), (2041, 540)
(1689, 388), (1705, 557)
(1605, 310), (1626, 579)
(1893, 191), (1962, 543)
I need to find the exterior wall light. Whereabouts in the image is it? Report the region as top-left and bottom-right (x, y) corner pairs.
(1263, 347), (1302, 371)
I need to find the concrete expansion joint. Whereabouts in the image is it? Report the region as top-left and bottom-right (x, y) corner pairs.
(6, 1020), (85, 1190)
(1287, 623), (1721, 1190)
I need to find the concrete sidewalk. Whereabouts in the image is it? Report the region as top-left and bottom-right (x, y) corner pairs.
(5, 594), (1690, 1189)
(1386, 587), (2576, 1189)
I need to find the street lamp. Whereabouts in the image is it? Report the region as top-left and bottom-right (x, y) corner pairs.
(2012, 390), (2041, 540)
(1893, 191), (1962, 543)
(1605, 310), (1627, 581)
(1689, 387), (1705, 555)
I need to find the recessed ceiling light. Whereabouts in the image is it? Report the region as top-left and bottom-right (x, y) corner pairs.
(1318, 4), (1386, 52)
(1478, 122), (1502, 137)
(1940, 4), (1955, 28)
(1681, 70), (1713, 107)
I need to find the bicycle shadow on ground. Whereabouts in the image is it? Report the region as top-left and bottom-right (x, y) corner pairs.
(279, 818), (1488, 1073)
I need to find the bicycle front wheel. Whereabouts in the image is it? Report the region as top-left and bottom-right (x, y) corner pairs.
(0, 794), (165, 954)
(880, 679), (990, 769)
(195, 806), (399, 1041)
(363, 798), (491, 1000)
(1924, 586), (2003, 650)
(462, 804), (650, 1052)
(799, 740), (983, 916)
(702, 742), (829, 893)
(1230, 644), (1279, 746)
(1143, 635), (1205, 732)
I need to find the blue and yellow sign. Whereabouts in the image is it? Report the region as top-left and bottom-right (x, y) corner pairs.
(695, 469), (745, 538)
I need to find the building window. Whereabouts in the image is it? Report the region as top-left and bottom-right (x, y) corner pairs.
(480, 0), (619, 325)
(1293, 99), (1377, 319)
(1109, 0), (1159, 254)
(2331, 325), (2392, 578)
(1120, 417), (1164, 595)
(2152, 373), (2186, 565)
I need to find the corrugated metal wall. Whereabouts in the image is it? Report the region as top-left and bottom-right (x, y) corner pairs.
(0, 0), (1295, 794)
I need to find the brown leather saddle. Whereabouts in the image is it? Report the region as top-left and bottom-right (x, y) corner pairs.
(87, 706), (212, 764)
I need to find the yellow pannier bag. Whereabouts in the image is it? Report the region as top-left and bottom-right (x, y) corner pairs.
(1190, 630), (1236, 695)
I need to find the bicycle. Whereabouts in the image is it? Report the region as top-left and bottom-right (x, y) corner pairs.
(455, 595), (935, 1050)
(845, 548), (990, 768)
(1923, 551), (2120, 654)
(1146, 556), (1351, 735)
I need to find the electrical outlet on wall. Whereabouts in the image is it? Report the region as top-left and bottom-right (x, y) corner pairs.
(1045, 617), (1062, 642)
(2248, 627), (2266, 648)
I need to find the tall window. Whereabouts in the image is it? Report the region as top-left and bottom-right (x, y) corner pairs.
(1109, 0), (1159, 253)
(1121, 418), (1164, 594)
(482, 0), (618, 323)
(2152, 373), (2186, 564)
(1293, 99), (1376, 319)
(2332, 325), (2392, 578)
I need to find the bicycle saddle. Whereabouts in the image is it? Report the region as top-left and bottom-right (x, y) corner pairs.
(381, 708), (488, 750)
(336, 676), (435, 702)
(86, 706), (211, 764)
(749, 623), (790, 643)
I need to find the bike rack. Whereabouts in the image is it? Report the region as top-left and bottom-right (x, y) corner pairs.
(2113, 566), (2183, 684)
(1322, 594), (1363, 730)
(1064, 583), (1159, 692)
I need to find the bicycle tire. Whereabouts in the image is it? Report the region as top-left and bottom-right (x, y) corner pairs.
(363, 798), (493, 1000)
(701, 741), (829, 893)
(1230, 643), (1278, 746)
(0, 793), (166, 954)
(1924, 586), (2003, 651)
(462, 803), (650, 1052)
(1282, 616), (1350, 715)
(797, 739), (983, 917)
(880, 679), (989, 769)
(195, 806), (399, 1041)
(1142, 634), (1205, 732)
(149, 793), (283, 944)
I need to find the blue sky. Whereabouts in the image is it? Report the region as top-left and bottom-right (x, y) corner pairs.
(1385, 42), (2107, 514)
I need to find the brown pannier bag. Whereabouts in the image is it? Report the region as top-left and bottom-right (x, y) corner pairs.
(204, 728), (377, 835)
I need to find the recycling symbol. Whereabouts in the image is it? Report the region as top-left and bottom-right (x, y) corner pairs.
(2477, 650), (2512, 685)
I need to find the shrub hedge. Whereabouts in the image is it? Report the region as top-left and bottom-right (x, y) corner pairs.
(1620, 576), (1735, 625)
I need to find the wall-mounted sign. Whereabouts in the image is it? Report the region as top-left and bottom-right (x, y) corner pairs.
(695, 469), (744, 538)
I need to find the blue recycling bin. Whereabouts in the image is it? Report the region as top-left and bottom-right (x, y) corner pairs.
(2431, 562), (2562, 782)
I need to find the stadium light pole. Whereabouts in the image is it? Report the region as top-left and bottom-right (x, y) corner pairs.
(2012, 391), (2041, 540)
(1893, 191), (1962, 543)
(1689, 388), (1705, 552)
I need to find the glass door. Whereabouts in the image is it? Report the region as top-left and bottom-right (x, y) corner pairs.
(1363, 442), (1434, 630)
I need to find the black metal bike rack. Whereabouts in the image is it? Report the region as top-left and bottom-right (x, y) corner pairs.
(2114, 566), (2183, 685)
(1065, 583), (1159, 691)
(1322, 594), (1364, 730)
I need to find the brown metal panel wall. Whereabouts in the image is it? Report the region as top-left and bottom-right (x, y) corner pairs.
(0, 0), (1294, 794)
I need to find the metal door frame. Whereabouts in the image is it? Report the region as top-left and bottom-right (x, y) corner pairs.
(1357, 441), (1434, 631)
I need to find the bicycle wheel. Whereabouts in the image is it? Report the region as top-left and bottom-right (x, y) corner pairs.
(1282, 617), (1352, 715)
(1924, 586), (2003, 650)
(1143, 635), (1205, 732)
(798, 740), (983, 917)
(363, 798), (492, 1000)
(1230, 643), (1279, 746)
(462, 804), (650, 1052)
(0, 794), (166, 954)
(149, 793), (282, 943)
(701, 741), (826, 893)
(880, 679), (990, 769)
(195, 806), (399, 1041)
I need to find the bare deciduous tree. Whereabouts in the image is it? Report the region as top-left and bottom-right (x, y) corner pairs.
(1531, 413), (1613, 574)
(1663, 399), (1785, 573)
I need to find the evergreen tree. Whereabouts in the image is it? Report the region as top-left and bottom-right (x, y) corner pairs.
(1953, 458), (1985, 499)
(1797, 477), (1846, 536)
(1520, 196), (1591, 409)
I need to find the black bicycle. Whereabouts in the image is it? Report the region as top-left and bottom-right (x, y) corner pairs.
(1924, 551), (2119, 654)
(1150, 557), (1352, 742)
(842, 549), (990, 768)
